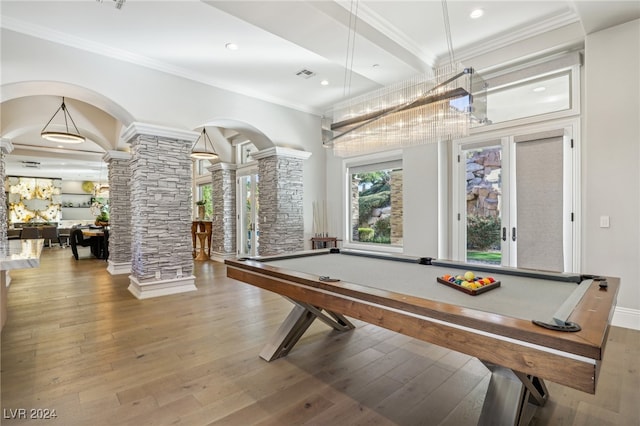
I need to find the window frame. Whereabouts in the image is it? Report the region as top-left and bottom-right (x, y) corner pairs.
(343, 150), (403, 253)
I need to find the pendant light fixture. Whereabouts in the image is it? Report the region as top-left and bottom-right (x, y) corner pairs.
(191, 127), (219, 160)
(41, 97), (86, 144)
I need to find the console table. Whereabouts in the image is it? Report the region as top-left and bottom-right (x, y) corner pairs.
(310, 236), (339, 249)
(191, 221), (212, 258)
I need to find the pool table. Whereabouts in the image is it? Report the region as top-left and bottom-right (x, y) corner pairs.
(225, 249), (618, 425)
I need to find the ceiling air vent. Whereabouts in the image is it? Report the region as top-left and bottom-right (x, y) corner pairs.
(295, 69), (316, 79)
(22, 161), (41, 169)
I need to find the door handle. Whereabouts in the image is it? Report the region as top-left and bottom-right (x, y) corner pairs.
(502, 227), (507, 241)
(512, 227), (517, 242)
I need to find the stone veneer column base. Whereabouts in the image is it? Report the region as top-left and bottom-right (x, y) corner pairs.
(107, 260), (132, 275)
(128, 275), (197, 299)
(209, 251), (236, 263)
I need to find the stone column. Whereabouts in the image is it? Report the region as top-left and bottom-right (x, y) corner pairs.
(209, 162), (236, 261)
(390, 170), (404, 245)
(0, 139), (14, 248)
(104, 150), (132, 275)
(0, 138), (14, 331)
(351, 176), (360, 241)
(122, 123), (199, 299)
(253, 147), (311, 256)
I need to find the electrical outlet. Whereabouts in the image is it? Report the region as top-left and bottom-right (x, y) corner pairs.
(599, 216), (610, 228)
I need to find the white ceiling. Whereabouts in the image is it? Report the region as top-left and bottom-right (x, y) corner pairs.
(1, 0), (639, 180)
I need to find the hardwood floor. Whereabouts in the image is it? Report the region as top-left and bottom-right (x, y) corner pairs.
(1, 248), (638, 425)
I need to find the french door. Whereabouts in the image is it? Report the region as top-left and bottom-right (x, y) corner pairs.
(237, 173), (259, 257)
(453, 123), (578, 272)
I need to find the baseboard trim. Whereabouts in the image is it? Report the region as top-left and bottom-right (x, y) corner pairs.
(210, 252), (236, 263)
(128, 275), (197, 299)
(107, 260), (131, 275)
(612, 306), (640, 330)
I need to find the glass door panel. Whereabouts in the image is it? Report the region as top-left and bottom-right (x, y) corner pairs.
(237, 174), (259, 257)
(462, 144), (503, 265)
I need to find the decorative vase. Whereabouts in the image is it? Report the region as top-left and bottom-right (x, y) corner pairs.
(197, 205), (205, 220)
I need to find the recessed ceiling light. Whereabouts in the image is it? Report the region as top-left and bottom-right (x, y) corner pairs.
(470, 9), (484, 19)
(533, 86), (546, 92)
(320, 80), (329, 86)
(225, 43), (239, 51)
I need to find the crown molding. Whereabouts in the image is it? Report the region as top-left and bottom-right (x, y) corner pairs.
(443, 9), (581, 66)
(1, 17), (322, 116)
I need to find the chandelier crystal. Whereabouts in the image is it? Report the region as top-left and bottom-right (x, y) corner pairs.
(323, 63), (487, 157)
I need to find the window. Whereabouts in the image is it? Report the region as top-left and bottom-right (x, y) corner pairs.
(346, 156), (403, 249)
(197, 183), (213, 219)
(486, 71), (572, 124)
(239, 142), (257, 165)
(195, 158), (210, 176)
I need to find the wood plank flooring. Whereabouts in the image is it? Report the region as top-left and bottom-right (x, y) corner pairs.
(1, 248), (638, 425)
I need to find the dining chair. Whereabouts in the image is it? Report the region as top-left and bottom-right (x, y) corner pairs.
(20, 227), (40, 239)
(7, 229), (22, 240)
(40, 226), (61, 248)
(70, 229), (92, 260)
(58, 228), (72, 248)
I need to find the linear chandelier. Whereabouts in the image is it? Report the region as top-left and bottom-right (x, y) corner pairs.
(322, 0), (487, 157)
(41, 97), (86, 144)
(191, 128), (219, 160)
(323, 63), (487, 157)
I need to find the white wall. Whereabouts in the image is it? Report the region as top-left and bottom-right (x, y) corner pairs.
(583, 19), (640, 328)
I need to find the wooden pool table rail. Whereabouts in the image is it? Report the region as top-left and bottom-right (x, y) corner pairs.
(226, 254), (617, 360)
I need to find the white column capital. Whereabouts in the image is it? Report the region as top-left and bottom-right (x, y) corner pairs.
(103, 150), (131, 162)
(0, 138), (15, 155)
(252, 146), (312, 161)
(208, 162), (237, 172)
(121, 122), (200, 145)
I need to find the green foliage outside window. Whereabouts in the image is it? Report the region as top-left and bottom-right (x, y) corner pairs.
(467, 214), (501, 251)
(198, 184), (214, 219)
(358, 227), (374, 242)
(358, 191), (390, 225)
(373, 217), (391, 243)
(352, 169), (399, 245)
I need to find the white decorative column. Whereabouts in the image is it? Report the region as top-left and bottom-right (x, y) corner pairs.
(122, 123), (199, 299)
(0, 139), (14, 247)
(209, 162), (236, 261)
(253, 147), (311, 256)
(104, 150), (132, 275)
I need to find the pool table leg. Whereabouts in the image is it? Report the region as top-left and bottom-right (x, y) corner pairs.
(479, 362), (548, 426)
(259, 299), (355, 362)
